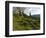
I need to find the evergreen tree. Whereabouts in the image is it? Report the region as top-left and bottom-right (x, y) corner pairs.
(29, 12), (31, 16)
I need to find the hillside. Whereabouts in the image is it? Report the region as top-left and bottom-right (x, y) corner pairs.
(13, 12), (40, 31)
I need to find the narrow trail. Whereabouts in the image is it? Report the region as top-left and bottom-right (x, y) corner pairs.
(16, 20), (39, 30)
(29, 21), (39, 30)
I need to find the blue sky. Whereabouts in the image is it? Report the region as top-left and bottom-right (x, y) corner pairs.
(24, 7), (40, 16)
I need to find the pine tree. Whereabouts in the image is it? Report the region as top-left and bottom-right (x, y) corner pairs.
(29, 12), (31, 16)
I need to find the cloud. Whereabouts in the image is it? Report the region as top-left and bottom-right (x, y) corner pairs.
(24, 7), (40, 16)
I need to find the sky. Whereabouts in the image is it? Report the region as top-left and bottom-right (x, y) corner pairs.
(24, 7), (40, 16)
(13, 7), (40, 16)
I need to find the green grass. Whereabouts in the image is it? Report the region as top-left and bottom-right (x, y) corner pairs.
(13, 15), (40, 31)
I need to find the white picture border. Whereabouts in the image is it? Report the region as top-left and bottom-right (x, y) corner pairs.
(9, 3), (43, 35)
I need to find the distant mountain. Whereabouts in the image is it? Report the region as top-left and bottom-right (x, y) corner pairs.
(32, 14), (40, 17)
(31, 14), (40, 20)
